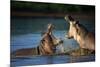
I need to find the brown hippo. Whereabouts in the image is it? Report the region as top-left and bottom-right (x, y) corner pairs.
(11, 24), (63, 57)
(64, 15), (95, 55)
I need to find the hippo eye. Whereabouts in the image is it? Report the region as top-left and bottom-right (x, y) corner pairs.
(41, 39), (45, 43)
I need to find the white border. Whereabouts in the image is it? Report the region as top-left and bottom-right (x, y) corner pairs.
(0, 0), (98, 67)
(18, 0), (95, 5)
(0, 0), (10, 67)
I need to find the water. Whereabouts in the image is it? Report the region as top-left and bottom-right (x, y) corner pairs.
(10, 17), (95, 66)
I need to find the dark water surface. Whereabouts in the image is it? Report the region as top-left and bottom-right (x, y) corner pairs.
(11, 17), (95, 66)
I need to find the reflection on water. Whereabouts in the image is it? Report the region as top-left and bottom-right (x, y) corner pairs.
(11, 55), (95, 66)
(11, 17), (95, 66)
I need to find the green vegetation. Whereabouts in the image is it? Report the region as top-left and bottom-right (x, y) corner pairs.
(11, 1), (95, 13)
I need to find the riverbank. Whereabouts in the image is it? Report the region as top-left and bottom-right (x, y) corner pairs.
(11, 11), (95, 20)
